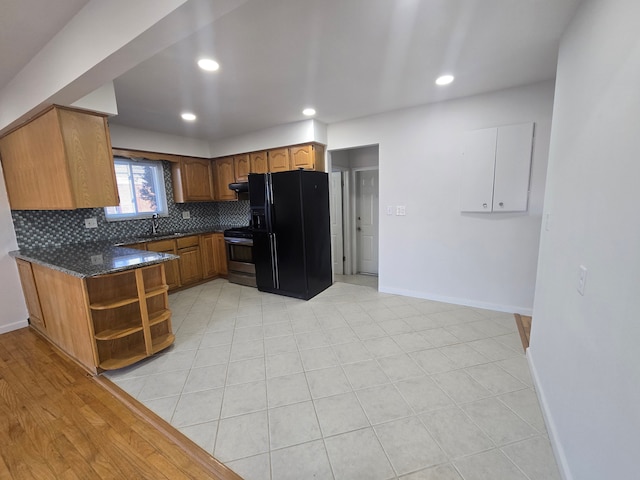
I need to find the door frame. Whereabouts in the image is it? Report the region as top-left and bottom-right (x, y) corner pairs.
(330, 167), (350, 276)
(352, 166), (379, 275)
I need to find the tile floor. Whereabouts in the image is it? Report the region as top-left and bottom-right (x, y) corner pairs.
(105, 278), (561, 480)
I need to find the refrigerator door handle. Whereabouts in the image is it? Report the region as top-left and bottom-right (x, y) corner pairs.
(272, 233), (280, 289)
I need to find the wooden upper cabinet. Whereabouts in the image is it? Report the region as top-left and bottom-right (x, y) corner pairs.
(290, 144), (325, 171)
(214, 157), (237, 201)
(233, 154), (250, 182)
(268, 148), (290, 172)
(171, 158), (215, 202)
(0, 106), (119, 210)
(250, 151), (268, 174)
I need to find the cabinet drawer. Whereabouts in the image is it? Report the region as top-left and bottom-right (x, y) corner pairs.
(146, 239), (176, 251)
(177, 235), (199, 249)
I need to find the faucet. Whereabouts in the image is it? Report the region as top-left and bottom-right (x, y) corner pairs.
(151, 213), (159, 234)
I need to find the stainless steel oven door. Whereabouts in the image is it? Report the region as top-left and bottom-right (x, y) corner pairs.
(225, 237), (256, 286)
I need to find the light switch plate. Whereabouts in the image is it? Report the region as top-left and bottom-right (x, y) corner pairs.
(396, 205), (406, 216)
(386, 206), (393, 215)
(182, 211), (191, 219)
(84, 217), (98, 228)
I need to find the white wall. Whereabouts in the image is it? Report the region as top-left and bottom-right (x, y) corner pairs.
(328, 81), (554, 313)
(0, 162), (28, 333)
(529, 1), (640, 478)
(109, 124), (212, 158)
(209, 119), (327, 157)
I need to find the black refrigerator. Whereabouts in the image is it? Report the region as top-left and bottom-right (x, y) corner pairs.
(249, 170), (332, 300)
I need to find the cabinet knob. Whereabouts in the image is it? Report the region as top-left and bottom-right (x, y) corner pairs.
(483, 203), (487, 208)
(499, 202), (504, 207)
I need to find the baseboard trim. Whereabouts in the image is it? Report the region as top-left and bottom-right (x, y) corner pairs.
(378, 285), (533, 315)
(0, 318), (29, 335)
(527, 348), (573, 480)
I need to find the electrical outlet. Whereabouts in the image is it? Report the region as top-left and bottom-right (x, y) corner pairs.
(90, 254), (103, 265)
(577, 265), (587, 295)
(396, 205), (406, 216)
(182, 211), (191, 219)
(386, 206), (393, 215)
(84, 217), (98, 229)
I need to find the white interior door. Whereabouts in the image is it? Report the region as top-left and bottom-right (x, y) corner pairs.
(330, 171), (344, 275)
(356, 169), (379, 275)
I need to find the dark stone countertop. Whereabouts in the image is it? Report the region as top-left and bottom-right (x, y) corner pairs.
(10, 225), (249, 278)
(113, 225), (243, 246)
(9, 243), (179, 278)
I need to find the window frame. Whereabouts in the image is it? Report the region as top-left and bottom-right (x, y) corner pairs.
(104, 157), (169, 222)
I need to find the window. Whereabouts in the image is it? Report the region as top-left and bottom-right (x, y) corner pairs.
(105, 158), (168, 221)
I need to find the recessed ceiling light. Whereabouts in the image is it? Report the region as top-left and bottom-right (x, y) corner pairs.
(302, 108), (316, 116)
(181, 112), (196, 121)
(197, 58), (220, 71)
(435, 75), (455, 86)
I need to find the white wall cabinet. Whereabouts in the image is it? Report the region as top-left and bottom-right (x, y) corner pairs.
(460, 122), (534, 212)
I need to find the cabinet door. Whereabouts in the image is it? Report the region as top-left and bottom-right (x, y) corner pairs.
(178, 247), (203, 285)
(58, 109), (120, 208)
(146, 240), (180, 290)
(234, 154), (251, 182)
(215, 157), (237, 201)
(181, 158), (215, 201)
(15, 259), (46, 332)
(214, 233), (228, 275)
(201, 234), (219, 278)
(460, 128), (497, 212)
(492, 123), (534, 212)
(290, 145), (315, 170)
(268, 148), (290, 172)
(250, 151), (268, 174)
(0, 106), (117, 210)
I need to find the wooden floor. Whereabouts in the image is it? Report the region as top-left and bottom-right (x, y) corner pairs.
(514, 314), (532, 350)
(0, 327), (241, 480)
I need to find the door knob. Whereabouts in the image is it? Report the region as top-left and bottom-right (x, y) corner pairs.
(483, 203), (487, 208)
(499, 202), (504, 207)
(357, 227), (361, 231)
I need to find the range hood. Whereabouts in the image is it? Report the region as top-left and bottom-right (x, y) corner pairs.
(228, 182), (249, 193)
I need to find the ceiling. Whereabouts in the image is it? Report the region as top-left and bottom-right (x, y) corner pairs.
(0, 0), (89, 89)
(5, 0), (582, 143)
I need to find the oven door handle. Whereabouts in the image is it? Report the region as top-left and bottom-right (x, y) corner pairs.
(224, 238), (253, 246)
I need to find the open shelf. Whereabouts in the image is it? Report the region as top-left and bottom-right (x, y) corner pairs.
(87, 263), (174, 371)
(95, 325), (144, 341)
(89, 296), (138, 310)
(145, 285), (169, 298)
(91, 302), (143, 340)
(100, 351), (148, 370)
(96, 331), (146, 370)
(148, 309), (171, 327)
(86, 270), (138, 308)
(142, 264), (165, 293)
(152, 333), (175, 354)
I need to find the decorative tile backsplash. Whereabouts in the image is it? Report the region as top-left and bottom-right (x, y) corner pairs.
(11, 161), (251, 250)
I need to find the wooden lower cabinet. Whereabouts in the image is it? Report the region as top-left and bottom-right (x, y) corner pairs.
(146, 239), (180, 290)
(214, 234), (228, 275)
(178, 246), (203, 286)
(201, 232), (227, 278)
(15, 259), (46, 333)
(18, 261), (174, 374)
